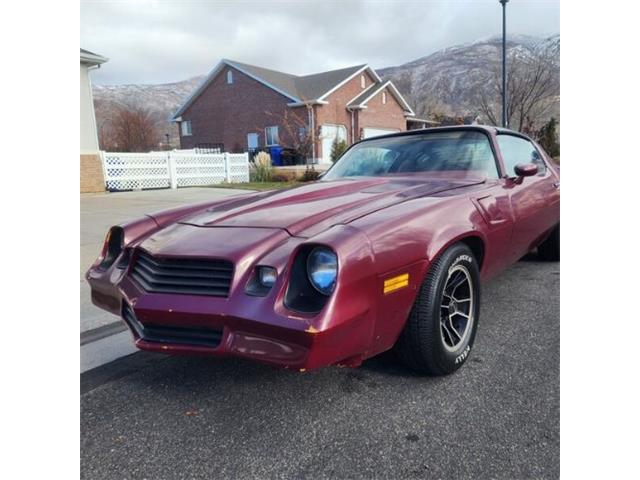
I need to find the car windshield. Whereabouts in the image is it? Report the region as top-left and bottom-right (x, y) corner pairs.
(323, 130), (499, 180)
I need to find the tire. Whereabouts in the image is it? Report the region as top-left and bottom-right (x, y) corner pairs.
(394, 243), (481, 375)
(538, 224), (560, 261)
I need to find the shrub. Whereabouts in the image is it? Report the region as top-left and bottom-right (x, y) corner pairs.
(536, 117), (560, 158)
(271, 173), (290, 182)
(330, 138), (348, 163)
(300, 166), (321, 182)
(254, 151), (271, 167)
(250, 152), (274, 182)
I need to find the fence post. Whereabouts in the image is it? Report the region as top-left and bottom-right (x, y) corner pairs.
(168, 151), (177, 189)
(99, 151), (108, 189)
(224, 153), (232, 183)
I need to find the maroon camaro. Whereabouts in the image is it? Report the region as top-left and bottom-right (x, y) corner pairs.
(87, 126), (559, 375)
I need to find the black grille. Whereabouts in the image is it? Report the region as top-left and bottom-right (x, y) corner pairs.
(130, 249), (233, 296)
(123, 304), (223, 349)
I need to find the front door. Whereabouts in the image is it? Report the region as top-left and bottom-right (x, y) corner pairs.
(496, 133), (558, 260)
(247, 133), (259, 151)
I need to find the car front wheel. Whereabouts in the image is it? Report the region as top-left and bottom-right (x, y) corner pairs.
(394, 243), (481, 375)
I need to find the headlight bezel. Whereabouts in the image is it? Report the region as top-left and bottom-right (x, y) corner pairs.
(284, 244), (338, 314)
(98, 226), (124, 270)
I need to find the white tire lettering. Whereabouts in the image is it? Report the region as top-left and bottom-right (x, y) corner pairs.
(455, 345), (471, 364)
(449, 255), (472, 274)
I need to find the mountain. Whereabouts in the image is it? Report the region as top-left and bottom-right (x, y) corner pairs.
(379, 33), (560, 122)
(93, 76), (205, 146)
(92, 34), (559, 146)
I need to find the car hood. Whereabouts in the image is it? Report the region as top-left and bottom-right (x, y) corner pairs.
(178, 176), (485, 238)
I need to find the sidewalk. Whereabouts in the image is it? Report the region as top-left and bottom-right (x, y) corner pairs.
(80, 187), (250, 370)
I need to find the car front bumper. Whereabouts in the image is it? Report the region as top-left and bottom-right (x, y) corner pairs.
(87, 267), (372, 371)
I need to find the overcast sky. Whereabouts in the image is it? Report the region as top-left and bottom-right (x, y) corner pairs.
(81, 0), (559, 85)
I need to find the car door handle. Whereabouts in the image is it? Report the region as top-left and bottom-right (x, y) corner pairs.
(553, 182), (560, 189)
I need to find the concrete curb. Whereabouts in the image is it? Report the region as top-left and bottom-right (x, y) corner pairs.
(81, 329), (138, 373)
(81, 321), (128, 346)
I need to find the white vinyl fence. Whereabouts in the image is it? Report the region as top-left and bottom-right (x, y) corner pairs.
(101, 151), (250, 191)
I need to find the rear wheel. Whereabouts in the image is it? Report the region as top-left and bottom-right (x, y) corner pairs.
(538, 224), (560, 261)
(394, 243), (480, 375)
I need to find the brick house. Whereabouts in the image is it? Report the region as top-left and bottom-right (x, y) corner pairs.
(171, 59), (415, 164)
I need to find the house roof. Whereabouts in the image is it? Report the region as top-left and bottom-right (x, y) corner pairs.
(295, 64), (369, 101)
(348, 82), (384, 107)
(347, 80), (415, 116)
(226, 60), (367, 101)
(171, 59), (395, 120)
(80, 48), (108, 66)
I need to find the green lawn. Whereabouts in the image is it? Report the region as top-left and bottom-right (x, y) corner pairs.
(207, 181), (301, 191)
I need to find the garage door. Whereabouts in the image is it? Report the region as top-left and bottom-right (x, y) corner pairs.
(362, 128), (399, 139)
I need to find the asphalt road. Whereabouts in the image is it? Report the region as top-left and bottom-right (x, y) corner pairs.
(81, 257), (559, 479)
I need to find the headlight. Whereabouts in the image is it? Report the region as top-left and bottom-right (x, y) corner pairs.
(245, 266), (277, 296)
(306, 247), (338, 295)
(258, 266), (277, 287)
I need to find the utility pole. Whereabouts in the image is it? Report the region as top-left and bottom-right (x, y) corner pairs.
(500, 0), (509, 128)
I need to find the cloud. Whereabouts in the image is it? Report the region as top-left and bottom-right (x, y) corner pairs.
(81, 0), (559, 85)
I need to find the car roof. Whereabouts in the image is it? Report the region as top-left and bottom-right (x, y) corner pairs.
(362, 125), (530, 141)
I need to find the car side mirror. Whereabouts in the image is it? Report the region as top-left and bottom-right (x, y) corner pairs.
(513, 163), (538, 182)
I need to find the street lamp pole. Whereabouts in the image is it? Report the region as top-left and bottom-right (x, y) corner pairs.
(500, 0), (509, 128)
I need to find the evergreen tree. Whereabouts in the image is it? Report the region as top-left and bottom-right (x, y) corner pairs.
(330, 138), (348, 163)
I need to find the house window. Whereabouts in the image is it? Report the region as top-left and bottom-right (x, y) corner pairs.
(360, 74), (366, 89)
(227, 70), (234, 84)
(265, 126), (279, 146)
(382, 91), (387, 104)
(181, 120), (192, 136)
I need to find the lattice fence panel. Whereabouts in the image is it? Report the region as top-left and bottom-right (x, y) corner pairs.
(171, 152), (227, 187)
(102, 152), (170, 191)
(226, 153), (251, 183)
(101, 151), (250, 190)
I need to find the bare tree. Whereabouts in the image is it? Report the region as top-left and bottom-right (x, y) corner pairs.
(263, 107), (314, 162)
(101, 102), (161, 152)
(417, 94), (450, 120)
(280, 108), (314, 160)
(477, 43), (559, 132)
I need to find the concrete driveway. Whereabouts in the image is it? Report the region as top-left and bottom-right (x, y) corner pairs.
(80, 187), (250, 369)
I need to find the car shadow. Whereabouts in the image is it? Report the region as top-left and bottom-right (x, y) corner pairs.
(517, 251), (537, 262)
(82, 346), (437, 400)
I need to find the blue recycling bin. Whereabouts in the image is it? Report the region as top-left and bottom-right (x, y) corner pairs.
(270, 145), (283, 166)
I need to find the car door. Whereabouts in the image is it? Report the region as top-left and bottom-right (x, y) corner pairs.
(496, 133), (559, 260)
(535, 141), (561, 225)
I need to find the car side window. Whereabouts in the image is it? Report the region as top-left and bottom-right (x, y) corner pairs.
(496, 134), (546, 177)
